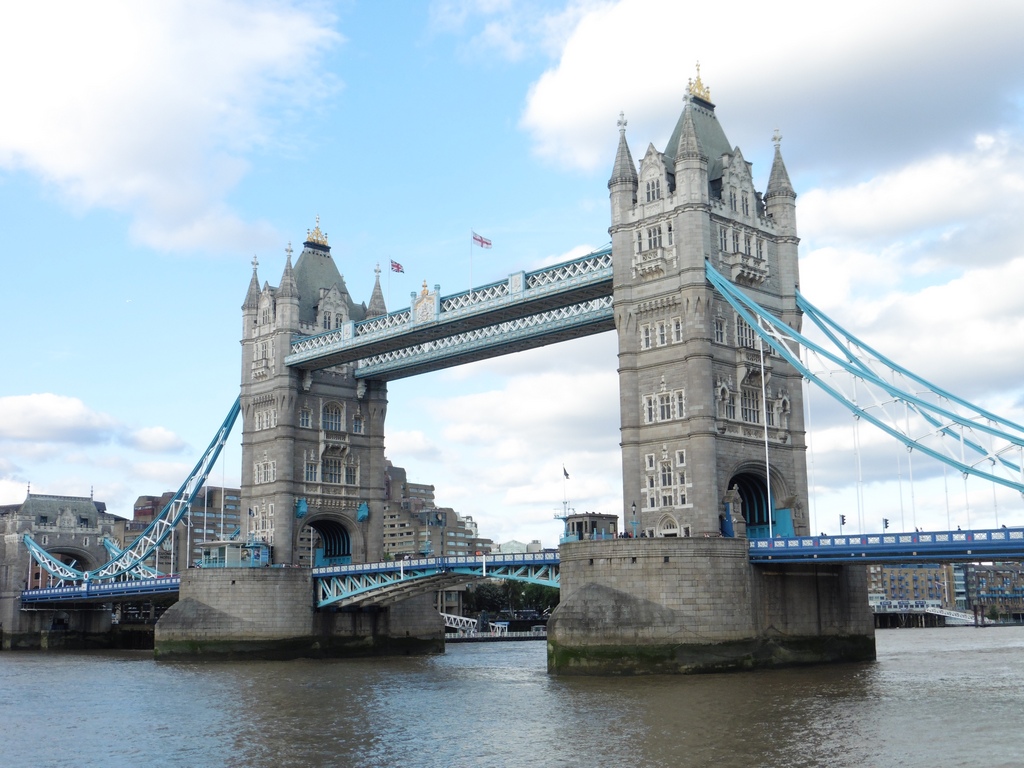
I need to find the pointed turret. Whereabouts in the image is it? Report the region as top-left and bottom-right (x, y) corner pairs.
(676, 100), (705, 162)
(766, 133), (795, 200)
(608, 112), (638, 191)
(276, 243), (301, 329)
(609, 112), (638, 240)
(243, 255), (261, 310)
(366, 264), (387, 319)
(278, 245), (298, 299)
(765, 130), (797, 237)
(674, 98), (709, 206)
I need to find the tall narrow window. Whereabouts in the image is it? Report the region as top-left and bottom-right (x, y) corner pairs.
(647, 226), (662, 250)
(322, 404), (343, 432)
(741, 389), (761, 423)
(732, 231), (740, 252)
(666, 223), (673, 246)
(737, 319), (756, 349)
(719, 227), (728, 251)
(659, 393), (672, 421)
(305, 462), (318, 482)
(714, 317), (726, 343)
(644, 396), (656, 424)
(323, 458), (342, 484)
(673, 318), (682, 343)
(725, 395), (736, 419)
(657, 322), (667, 346)
(352, 415), (364, 434)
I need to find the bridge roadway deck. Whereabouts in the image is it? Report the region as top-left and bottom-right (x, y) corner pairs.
(748, 527), (1024, 563)
(19, 576), (181, 605)
(19, 528), (1024, 606)
(284, 247), (612, 376)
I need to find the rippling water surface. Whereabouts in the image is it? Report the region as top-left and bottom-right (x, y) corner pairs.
(2, 627), (1023, 768)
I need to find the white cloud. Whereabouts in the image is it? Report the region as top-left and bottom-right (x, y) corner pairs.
(123, 427), (188, 454)
(0, 394), (119, 443)
(429, 0), (607, 61)
(519, 1), (1024, 175)
(0, 1), (341, 250)
(799, 133), (1024, 248)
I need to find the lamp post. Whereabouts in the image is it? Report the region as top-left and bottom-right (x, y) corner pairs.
(630, 501), (639, 538)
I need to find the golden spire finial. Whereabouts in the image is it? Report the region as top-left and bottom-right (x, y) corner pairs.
(306, 214), (329, 246)
(686, 61), (711, 102)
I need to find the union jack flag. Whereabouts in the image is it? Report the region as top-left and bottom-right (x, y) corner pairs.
(390, 259), (404, 273)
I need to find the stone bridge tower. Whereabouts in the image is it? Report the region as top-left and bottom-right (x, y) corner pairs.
(239, 220), (389, 566)
(548, 73), (873, 675)
(609, 72), (808, 541)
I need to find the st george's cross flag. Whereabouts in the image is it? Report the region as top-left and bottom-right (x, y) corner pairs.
(390, 259), (404, 273)
(472, 231), (492, 249)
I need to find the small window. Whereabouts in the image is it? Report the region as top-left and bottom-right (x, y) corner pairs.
(645, 454), (655, 470)
(657, 322), (667, 346)
(672, 318), (682, 343)
(352, 416), (364, 434)
(719, 227), (728, 251)
(299, 409), (311, 428)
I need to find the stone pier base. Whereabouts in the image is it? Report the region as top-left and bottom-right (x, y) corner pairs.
(155, 568), (444, 660)
(547, 538), (875, 675)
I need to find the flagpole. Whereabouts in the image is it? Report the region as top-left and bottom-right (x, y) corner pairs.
(469, 230), (473, 294)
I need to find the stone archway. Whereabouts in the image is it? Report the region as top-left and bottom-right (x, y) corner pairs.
(656, 514), (681, 538)
(301, 516), (356, 567)
(726, 468), (792, 540)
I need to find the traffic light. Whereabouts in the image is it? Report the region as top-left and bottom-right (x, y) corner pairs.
(883, 518), (890, 530)
(840, 514), (846, 526)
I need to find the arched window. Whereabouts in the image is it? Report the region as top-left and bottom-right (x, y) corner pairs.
(322, 404), (343, 432)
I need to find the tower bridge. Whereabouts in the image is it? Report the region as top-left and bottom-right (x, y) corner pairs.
(9, 71), (1024, 670)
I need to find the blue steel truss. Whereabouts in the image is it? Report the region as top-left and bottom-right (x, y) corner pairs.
(285, 246), (613, 378)
(23, 397), (241, 584)
(314, 553), (559, 608)
(102, 536), (161, 579)
(749, 527), (1024, 564)
(705, 261), (1024, 495)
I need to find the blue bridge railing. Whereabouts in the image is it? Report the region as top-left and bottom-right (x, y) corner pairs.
(748, 527), (1024, 564)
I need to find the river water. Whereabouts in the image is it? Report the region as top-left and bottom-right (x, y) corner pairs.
(1, 627), (1022, 768)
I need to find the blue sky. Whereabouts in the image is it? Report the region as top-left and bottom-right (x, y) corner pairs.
(3, 0), (1024, 545)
